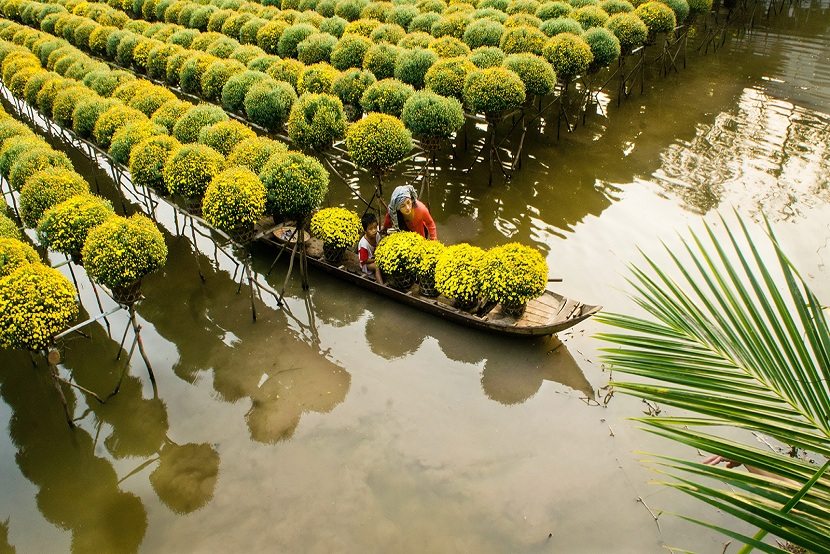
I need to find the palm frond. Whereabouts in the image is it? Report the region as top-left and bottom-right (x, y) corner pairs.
(597, 213), (830, 553)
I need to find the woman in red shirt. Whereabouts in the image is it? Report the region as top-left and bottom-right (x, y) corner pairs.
(382, 185), (438, 240)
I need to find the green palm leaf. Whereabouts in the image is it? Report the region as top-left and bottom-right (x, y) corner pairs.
(596, 214), (830, 553)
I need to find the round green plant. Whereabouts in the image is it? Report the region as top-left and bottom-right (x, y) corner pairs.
(479, 242), (547, 306)
(109, 121), (168, 165)
(129, 135), (180, 195)
(401, 90), (464, 140)
(345, 113), (412, 171)
(244, 79), (298, 130)
(582, 26), (620, 67)
(18, 167), (89, 228)
(297, 32), (338, 64)
(93, 105), (147, 149)
(330, 33), (372, 70)
(374, 231), (424, 283)
(469, 45), (505, 67)
(0, 212), (21, 240)
(286, 93), (347, 151)
(542, 32), (593, 79)
(198, 120), (256, 156)
(298, 62), (340, 95)
(0, 136), (47, 179)
(434, 242), (484, 307)
(540, 15), (583, 35)
(10, 149), (74, 193)
(151, 99), (191, 133)
(634, 1), (675, 35)
(258, 151), (329, 220)
(462, 18), (503, 48)
(332, 68), (377, 107)
(463, 66), (526, 114)
(360, 77), (415, 116)
(310, 207), (361, 248)
(362, 43), (399, 79)
(163, 144), (225, 199)
(605, 12), (647, 52)
(536, 1), (572, 19)
(393, 47), (436, 88)
(202, 167), (266, 233)
(600, 0), (634, 13)
(173, 104), (229, 144)
(228, 136), (288, 174)
(499, 24), (547, 55)
(37, 194), (115, 260)
(570, 4), (608, 28)
(660, 0), (689, 24)
(424, 56), (476, 99)
(503, 52), (557, 96)
(83, 213), (167, 291)
(278, 23), (317, 58)
(0, 263), (78, 351)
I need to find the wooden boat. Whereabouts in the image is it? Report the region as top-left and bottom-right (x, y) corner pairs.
(263, 227), (601, 337)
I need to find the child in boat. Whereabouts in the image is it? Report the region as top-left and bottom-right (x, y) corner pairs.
(358, 213), (383, 283)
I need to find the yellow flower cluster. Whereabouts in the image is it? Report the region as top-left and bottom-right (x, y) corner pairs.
(374, 231), (425, 280)
(18, 167), (90, 228)
(202, 167), (266, 233)
(415, 239), (445, 283)
(36, 194), (115, 259)
(434, 243), (485, 306)
(83, 213), (168, 290)
(0, 263), (79, 351)
(0, 237), (40, 278)
(479, 242), (548, 306)
(163, 143), (226, 199)
(310, 207), (362, 249)
(0, 211), (21, 240)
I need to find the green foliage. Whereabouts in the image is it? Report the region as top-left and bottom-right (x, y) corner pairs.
(202, 167), (266, 232)
(542, 32), (593, 79)
(255, 20), (288, 53)
(240, 18), (267, 45)
(23, 69), (53, 105)
(258, 150), (328, 219)
(278, 23), (316, 58)
(37, 194), (115, 259)
(535, 0), (572, 19)
(298, 61), (340, 94)
(244, 78), (298, 130)
(83, 213), (167, 290)
(197, 119), (256, 156)
(334, 0), (367, 21)
(287, 92), (346, 150)
(434, 242), (484, 306)
(660, 0), (689, 23)
(582, 26), (619, 67)
(424, 55), (475, 99)
(221, 69), (269, 112)
(345, 112), (411, 170)
(360, 77), (414, 116)
(247, 54), (280, 72)
(398, 31), (433, 49)
(163, 143), (225, 198)
(605, 12), (647, 51)
(479, 243), (547, 306)
(109, 120), (166, 165)
(172, 104), (229, 144)
(463, 66), (525, 114)
(0, 263), (78, 351)
(570, 4), (608, 28)
(469, 45), (505, 67)
(332, 67), (377, 107)
(0, 237), (39, 278)
(320, 14), (348, 36)
(0, 211), (20, 240)
(686, 0), (711, 17)
(499, 24), (547, 55)
(370, 22), (406, 44)
(205, 36), (240, 59)
(147, 43), (183, 79)
(179, 52), (217, 95)
(149, 99), (190, 134)
(130, 134), (180, 194)
(35, 75), (68, 117)
(401, 83), (464, 140)
(462, 17), (503, 48)
(503, 52), (556, 96)
(634, 1), (675, 34)
(595, 217), (830, 554)
(393, 46), (436, 88)
(0, 136), (47, 178)
(296, 32), (337, 64)
(200, 59), (246, 101)
(374, 230), (423, 282)
(128, 86), (177, 117)
(540, 15), (583, 35)
(428, 35), (471, 58)
(409, 12), (439, 33)
(72, 97), (119, 139)
(503, 13), (542, 28)
(0, 119), (29, 151)
(93, 105), (146, 149)
(344, 17), (382, 37)
(599, 0), (633, 13)
(227, 136), (288, 174)
(431, 13), (471, 38)
(362, 42), (399, 79)
(330, 33), (372, 70)
(507, 0), (540, 14)
(18, 167), (88, 227)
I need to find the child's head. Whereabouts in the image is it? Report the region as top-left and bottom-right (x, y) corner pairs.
(361, 212), (378, 236)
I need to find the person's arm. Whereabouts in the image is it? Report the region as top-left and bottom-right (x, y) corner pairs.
(703, 455), (791, 481)
(417, 204), (437, 240)
(358, 246), (370, 266)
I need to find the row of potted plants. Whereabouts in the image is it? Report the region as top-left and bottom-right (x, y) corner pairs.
(310, 206), (549, 316)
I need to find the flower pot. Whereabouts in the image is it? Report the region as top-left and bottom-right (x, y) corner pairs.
(229, 225), (256, 245)
(502, 300), (526, 318)
(387, 274), (414, 291)
(184, 196), (202, 216)
(323, 242), (346, 265)
(111, 280), (143, 305)
(418, 276), (439, 298)
(454, 297), (478, 312)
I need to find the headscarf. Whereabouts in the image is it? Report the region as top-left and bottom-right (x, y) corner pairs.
(387, 185), (418, 231)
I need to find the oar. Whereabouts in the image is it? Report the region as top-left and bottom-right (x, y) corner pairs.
(548, 278), (563, 282)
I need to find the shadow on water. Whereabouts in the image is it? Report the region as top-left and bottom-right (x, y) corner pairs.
(0, 350), (147, 552)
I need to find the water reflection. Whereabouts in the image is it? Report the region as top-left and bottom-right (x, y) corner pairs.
(138, 240), (352, 443)
(655, 87), (830, 215)
(0, 519), (13, 552)
(149, 441), (220, 515)
(0, 351), (147, 552)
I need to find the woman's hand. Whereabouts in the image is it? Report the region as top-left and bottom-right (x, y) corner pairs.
(702, 455), (742, 468)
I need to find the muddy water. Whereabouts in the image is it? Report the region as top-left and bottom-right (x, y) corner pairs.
(2, 2), (830, 552)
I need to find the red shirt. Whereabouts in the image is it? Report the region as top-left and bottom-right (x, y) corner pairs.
(383, 202), (438, 240)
